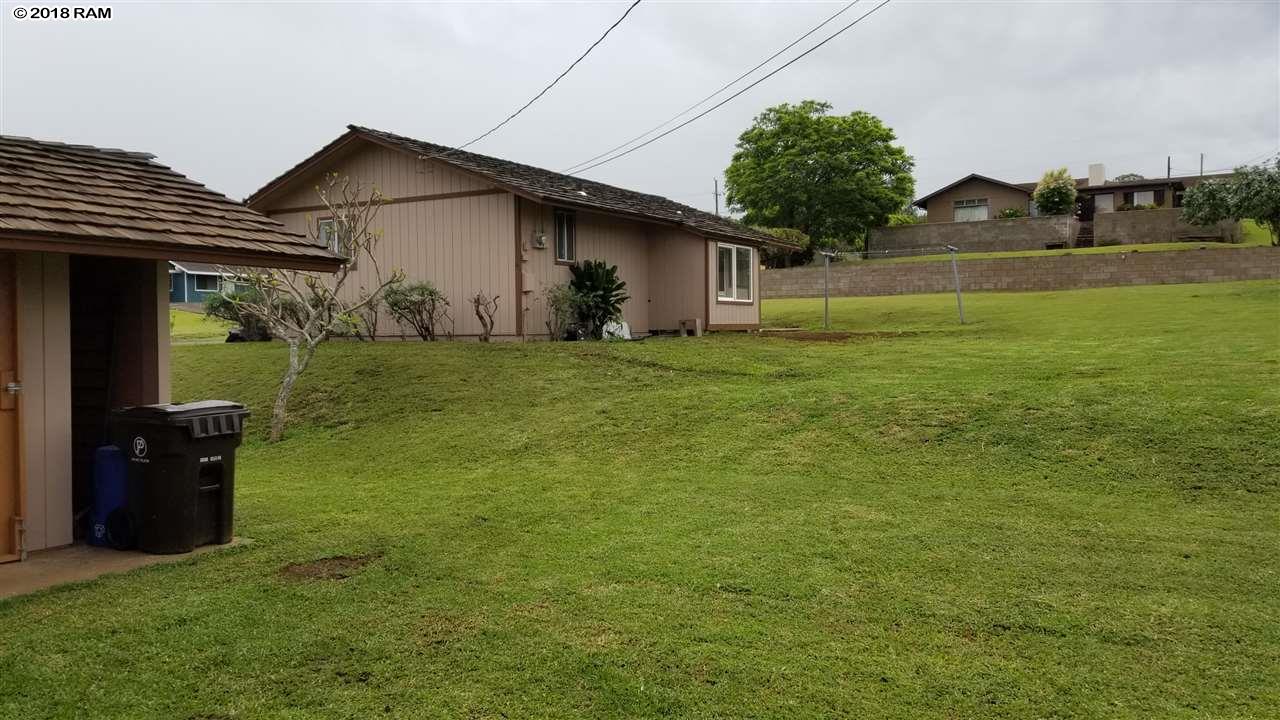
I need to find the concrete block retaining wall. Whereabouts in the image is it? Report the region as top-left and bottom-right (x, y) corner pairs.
(763, 246), (1280, 298)
(867, 216), (1076, 255)
(1093, 208), (1238, 245)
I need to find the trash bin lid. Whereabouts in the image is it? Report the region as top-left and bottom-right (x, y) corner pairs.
(114, 400), (248, 421)
(112, 401), (249, 438)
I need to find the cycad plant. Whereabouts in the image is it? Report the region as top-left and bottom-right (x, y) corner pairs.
(568, 260), (629, 340)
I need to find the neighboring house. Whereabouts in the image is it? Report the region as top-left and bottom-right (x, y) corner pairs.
(913, 164), (1231, 223)
(168, 262), (237, 304)
(246, 125), (792, 338)
(0, 134), (339, 561)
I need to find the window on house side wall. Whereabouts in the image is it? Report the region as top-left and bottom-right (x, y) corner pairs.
(717, 243), (753, 302)
(953, 198), (989, 222)
(318, 218), (338, 254)
(1133, 190), (1155, 206)
(194, 274), (219, 292)
(554, 210), (576, 263)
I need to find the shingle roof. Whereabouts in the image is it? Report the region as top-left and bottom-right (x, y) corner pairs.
(250, 125), (794, 248)
(0, 134), (340, 270)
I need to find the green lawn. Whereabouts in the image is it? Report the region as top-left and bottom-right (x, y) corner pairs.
(1241, 219), (1275, 246)
(170, 308), (232, 343)
(4, 281), (1278, 718)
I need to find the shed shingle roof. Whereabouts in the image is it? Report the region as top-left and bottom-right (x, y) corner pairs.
(250, 125), (793, 248)
(0, 134), (340, 270)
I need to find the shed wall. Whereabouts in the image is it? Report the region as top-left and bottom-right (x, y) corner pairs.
(15, 252), (71, 552)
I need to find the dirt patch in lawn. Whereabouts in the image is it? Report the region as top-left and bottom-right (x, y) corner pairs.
(762, 330), (922, 342)
(279, 553), (381, 581)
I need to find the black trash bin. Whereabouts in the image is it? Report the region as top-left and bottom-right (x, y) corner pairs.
(109, 401), (249, 554)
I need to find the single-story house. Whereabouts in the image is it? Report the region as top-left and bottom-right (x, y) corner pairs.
(0, 134), (339, 562)
(168, 261), (238, 304)
(913, 164), (1231, 223)
(246, 125), (792, 339)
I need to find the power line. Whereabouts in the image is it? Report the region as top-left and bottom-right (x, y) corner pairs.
(559, 0), (863, 174)
(452, 0), (642, 152)
(567, 0), (893, 176)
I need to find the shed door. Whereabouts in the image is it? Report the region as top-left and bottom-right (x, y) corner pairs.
(0, 253), (20, 562)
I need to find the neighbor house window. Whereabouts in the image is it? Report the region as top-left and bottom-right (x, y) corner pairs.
(554, 209), (576, 263)
(169, 273), (176, 292)
(317, 218), (339, 254)
(193, 274), (219, 292)
(716, 243), (753, 302)
(953, 198), (989, 222)
(1094, 194), (1115, 213)
(1133, 190), (1155, 207)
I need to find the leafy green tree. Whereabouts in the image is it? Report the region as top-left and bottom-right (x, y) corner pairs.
(569, 260), (629, 340)
(724, 101), (914, 248)
(756, 227), (812, 268)
(1113, 172), (1145, 182)
(1033, 168), (1078, 216)
(1183, 159), (1280, 245)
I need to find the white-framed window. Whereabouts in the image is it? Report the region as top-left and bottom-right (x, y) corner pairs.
(1133, 190), (1155, 207)
(1095, 194), (1115, 213)
(317, 218), (338, 254)
(716, 243), (753, 302)
(554, 209), (576, 263)
(169, 272), (176, 292)
(953, 198), (989, 222)
(193, 274), (220, 292)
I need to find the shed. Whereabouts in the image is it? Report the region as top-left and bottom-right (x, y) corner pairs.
(0, 134), (340, 562)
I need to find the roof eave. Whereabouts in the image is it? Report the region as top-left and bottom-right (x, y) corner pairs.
(0, 231), (343, 273)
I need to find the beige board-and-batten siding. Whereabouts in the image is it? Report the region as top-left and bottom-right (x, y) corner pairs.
(15, 252), (72, 552)
(707, 241), (760, 329)
(263, 144), (519, 338)
(260, 141), (761, 337)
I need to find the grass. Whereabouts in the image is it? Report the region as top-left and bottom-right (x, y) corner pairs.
(170, 308), (232, 343)
(3, 281), (1279, 718)
(1241, 219), (1275, 246)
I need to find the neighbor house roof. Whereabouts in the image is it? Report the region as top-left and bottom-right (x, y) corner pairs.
(1006, 173), (1231, 193)
(0, 134), (341, 271)
(247, 125), (795, 249)
(170, 261), (232, 276)
(912, 173), (1032, 208)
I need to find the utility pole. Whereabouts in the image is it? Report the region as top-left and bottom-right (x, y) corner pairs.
(1200, 153), (1204, 177)
(713, 178), (720, 216)
(1167, 155), (1171, 179)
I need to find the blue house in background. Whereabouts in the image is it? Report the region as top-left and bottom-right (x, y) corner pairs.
(168, 262), (232, 304)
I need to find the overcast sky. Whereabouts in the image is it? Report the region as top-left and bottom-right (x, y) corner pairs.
(2, 1), (1276, 213)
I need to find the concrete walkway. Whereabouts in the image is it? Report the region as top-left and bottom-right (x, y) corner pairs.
(0, 540), (244, 600)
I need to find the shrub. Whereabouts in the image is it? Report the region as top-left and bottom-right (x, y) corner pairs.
(756, 227), (813, 268)
(204, 289), (272, 341)
(569, 260), (629, 340)
(385, 281), (452, 341)
(996, 207), (1028, 219)
(1033, 168), (1077, 216)
(542, 283), (583, 341)
(1183, 161), (1280, 246)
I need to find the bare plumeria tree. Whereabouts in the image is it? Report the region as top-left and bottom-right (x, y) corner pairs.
(470, 292), (499, 342)
(220, 173), (403, 442)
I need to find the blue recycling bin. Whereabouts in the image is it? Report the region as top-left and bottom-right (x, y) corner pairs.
(89, 445), (131, 549)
